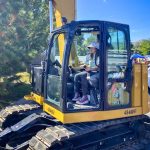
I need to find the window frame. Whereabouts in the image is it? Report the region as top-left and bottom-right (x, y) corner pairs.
(44, 29), (68, 112)
(63, 22), (103, 113)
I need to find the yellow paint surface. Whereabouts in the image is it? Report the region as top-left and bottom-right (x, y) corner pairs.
(43, 102), (143, 124)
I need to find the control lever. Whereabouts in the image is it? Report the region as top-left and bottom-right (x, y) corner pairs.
(68, 66), (73, 77)
(53, 59), (62, 68)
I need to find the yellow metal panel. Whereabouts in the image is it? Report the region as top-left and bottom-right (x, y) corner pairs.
(132, 64), (141, 107)
(53, 0), (76, 64)
(43, 102), (143, 124)
(64, 107), (142, 123)
(54, 10), (65, 63)
(53, 0), (75, 22)
(24, 92), (44, 105)
(148, 95), (150, 111)
(141, 64), (149, 114)
(43, 103), (64, 122)
(58, 34), (65, 63)
(55, 9), (62, 27)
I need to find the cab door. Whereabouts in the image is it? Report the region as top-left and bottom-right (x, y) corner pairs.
(104, 23), (131, 110)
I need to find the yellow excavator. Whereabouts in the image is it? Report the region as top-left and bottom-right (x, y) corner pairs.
(0, 0), (150, 149)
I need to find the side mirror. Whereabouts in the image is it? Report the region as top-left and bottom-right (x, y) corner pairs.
(41, 61), (47, 73)
(41, 61), (46, 68)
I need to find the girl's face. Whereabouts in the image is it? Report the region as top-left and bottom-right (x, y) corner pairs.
(90, 47), (96, 54)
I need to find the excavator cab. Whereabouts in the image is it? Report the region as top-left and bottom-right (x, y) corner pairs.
(43, 20), (148, 123)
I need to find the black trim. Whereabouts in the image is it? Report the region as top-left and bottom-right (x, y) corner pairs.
(63, 22), (103, 113)
(44, 30), (69, 112)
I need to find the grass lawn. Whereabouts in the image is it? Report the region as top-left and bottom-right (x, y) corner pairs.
(16, 72), (31, 84)
(0, 72), (31, 108)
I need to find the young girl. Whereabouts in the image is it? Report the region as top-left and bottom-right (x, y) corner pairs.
(72, 42), (99, 105)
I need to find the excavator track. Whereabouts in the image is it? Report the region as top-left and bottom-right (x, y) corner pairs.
(108, 130), (150, 150)
(0, 103), (40, 131)
(28, 115), (150, 150)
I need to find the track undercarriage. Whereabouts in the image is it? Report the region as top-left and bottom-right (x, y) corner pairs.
(0, 103), (150, 150)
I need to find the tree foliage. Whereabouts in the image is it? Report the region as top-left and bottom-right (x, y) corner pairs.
(77, 34), (97, 56)
(0, 0), (49, 77)
(0, 0), (49, 100)
(134, 39), (150, 55)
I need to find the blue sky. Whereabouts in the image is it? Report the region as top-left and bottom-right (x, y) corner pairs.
(77, 0), (150, 42)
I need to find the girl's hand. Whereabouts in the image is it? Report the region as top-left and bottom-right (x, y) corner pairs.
(85, 66), (91, 72)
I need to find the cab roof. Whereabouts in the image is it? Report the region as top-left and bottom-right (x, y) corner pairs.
(51, 20), (129, 33)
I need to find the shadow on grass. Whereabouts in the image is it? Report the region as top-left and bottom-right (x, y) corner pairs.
(0, 82), (31, 108)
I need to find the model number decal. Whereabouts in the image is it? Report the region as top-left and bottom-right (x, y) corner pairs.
(48, 108), (55, 115)
(124, 109), (136, 115)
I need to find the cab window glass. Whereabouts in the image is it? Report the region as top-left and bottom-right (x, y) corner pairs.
(47, 33), (66, 107)
(107, 27), (130, 107)
(69, 28), (97, 67)
(66, 26), (101, 111)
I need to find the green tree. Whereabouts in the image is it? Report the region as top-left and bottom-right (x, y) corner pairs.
(0, 0), (50, 101)
(134, 39), (150, 55)
(0, 0), (49, 77)
(77, 34), (97, 56)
